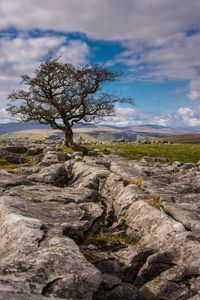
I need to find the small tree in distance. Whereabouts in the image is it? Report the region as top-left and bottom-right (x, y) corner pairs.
(7, 58), (134, 149)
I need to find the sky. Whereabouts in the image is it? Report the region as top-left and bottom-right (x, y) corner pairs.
(1, 0), (200, 127)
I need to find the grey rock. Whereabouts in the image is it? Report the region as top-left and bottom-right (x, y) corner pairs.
(5, 184), (104, 242)
(27, 163), (68, 187)
(73, 151), (84, 158)
(0, 145), (27, 154)
(0, 188), (103, 299)
(162, 201), (200, 233)
(124, 199), (185, 247)
(0, 173), (30, 189)
(27, 147), (43, 155)
(2, 153), (29, 164)
(39, 151), (71, 166)
(142, 156), (169, 164)
(72, 161), (110, 190)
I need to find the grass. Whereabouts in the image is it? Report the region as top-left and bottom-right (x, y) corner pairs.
(85, 231), (139, 247)
(144, 193), (162, 209)
(81, 250), (96, 263)
(128, 177), (144, 189)
(0, 153), (37, 170)
(92, 143), (200, 163)
(22, 153), (37, 166)
(57, 145), (74, 154)
(0, 158), (21, 170)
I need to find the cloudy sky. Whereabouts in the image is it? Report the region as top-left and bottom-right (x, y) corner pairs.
(1, 0), (200, 127)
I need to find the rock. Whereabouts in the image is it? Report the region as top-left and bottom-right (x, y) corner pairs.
(0, 140), (200, 299)
(113, 184), (147, 220)
(72, 161), (110, 190)
(110, 157), (141, 180)
(0, 145), (27, 154)
(5, 184), (105, 243)
(0, 173), (31, 190)
(73, 151), (84, 158)
(27, 146), (43, 155)
(2, 152), (29, 164)
(27, 163), (68, 187)
(125, 200), (185, 247)
(162, 201), (200, 233)
(39, 151), (71, 166)
(0, 187), (104, 299)
(142, 156), (169, 164)
(93, 274), (140, 300)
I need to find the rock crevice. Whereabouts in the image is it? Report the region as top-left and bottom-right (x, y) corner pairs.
(0, 143), (200, 299)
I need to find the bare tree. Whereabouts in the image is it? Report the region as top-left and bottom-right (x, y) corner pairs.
(7, 58), (134, 149)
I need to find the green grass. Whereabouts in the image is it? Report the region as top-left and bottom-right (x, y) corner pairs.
(0, 153), (37, 170)
(80, 250), (96, 263)
(57, 145), (74, 154)
(0, 158), (21, 170)
(85, 231), (139, 247)
(92, 143), (200, 163)
(22, 153), (37, 166)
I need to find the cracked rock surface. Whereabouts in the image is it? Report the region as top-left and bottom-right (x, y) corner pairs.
(0, 142), (200, 299)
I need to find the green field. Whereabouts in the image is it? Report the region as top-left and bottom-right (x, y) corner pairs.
(95, 143), (200, 163)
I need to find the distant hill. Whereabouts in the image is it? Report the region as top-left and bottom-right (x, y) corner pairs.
(162, 134), (200, 144)
(0, 122), (51, 134)
(0, 121), (199, 142)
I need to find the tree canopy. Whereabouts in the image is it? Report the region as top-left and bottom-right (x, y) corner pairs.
(7, 58), (134, 149)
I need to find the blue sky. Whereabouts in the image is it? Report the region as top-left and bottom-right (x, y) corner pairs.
(1, 0), (200, 127)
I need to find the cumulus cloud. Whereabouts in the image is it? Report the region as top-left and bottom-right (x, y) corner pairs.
(101, 107), (143, 127)
(0, 35), (90, 119)
(1, 0), (200, 122)
(177, 107), (200, 126)
(109, 32), (200, 100)
(101, 106), (200, 128)
(58, 40), (90, 66)
(188, 78), (200, 100)
(1, 0), (200, 41)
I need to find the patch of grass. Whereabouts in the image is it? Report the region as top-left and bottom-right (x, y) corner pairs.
(144, 193), (162, 209)
(58, 145), (74, 154)
(92, 143), (200, 163)
(0, 153), (37, 170)
(128, 177), (144, 189)
(0, 158), (21, 170)
(80, 250), (96, 263)
(85, 231), (139, 247)
(21, 153), (37, 166)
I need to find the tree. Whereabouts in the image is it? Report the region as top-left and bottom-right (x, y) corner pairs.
(7, 58), (134, 149)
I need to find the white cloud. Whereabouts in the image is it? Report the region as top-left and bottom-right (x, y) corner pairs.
(1, 0), (200, 122)
(0, 36), (90, 119)
(109, 32), (200, 100)
(58, 40), (90, 66)
(177, 107), (200, 126)
(101, 106), (200, 128)
(1, 0), (200, 41)
(188, 78), (200, 100)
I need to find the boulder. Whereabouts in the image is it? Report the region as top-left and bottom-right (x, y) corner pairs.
(0, 187), (104, 299)
(0, 145), (27, 154)
(39, 151), (71, 166)
(27, 147), (43, 155)
(2, 153), (29, 164)
(72, 161), (110, 190)
(27, 163), (68, 187)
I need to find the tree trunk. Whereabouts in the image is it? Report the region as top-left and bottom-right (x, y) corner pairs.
(63, 126), (77, 150)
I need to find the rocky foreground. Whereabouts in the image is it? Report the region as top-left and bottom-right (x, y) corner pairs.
(0, 141), (200, 300)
